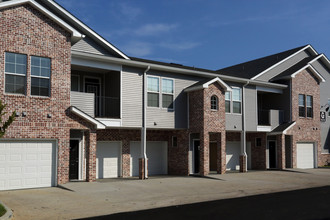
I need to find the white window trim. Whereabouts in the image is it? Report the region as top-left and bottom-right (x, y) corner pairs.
(161, 77), (175, 111)
(30, 56), (51, 97)
(306, 95), (313, 118)
(231, 87), (242, 115)
(225, 91), (231, 114)
(4, 52), (27, 95)
(147, 76), (160, 109)
(210, 95), (218, 111)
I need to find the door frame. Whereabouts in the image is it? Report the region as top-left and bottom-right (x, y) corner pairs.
(192, 139), (200, 174)
(70, 138), (83, 180)
(267, 140), (277, 169)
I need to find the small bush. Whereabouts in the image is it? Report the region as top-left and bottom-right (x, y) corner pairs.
(0, 203), (6, 217)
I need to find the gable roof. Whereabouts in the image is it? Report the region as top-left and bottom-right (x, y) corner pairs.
(70, 106), (106, 129)
(270, 121), (296, 135)
(38, 0), (130, 59)
(184, 77), (232, 92)
(216, 45), (309, 79)
(0, 0), (84, 42)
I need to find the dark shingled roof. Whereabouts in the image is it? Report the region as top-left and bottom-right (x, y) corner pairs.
(184, 78), (215, 90)
(271, 121), (296, 133)
(216, 45), (308, 79)
(270, 56), (318, 82)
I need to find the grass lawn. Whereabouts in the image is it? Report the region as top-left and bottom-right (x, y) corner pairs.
(0, 203), (6, 217)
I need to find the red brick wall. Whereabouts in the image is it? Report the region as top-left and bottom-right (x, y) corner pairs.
(287, 69), (321, 167)
(320, 153), (330, 166)
(246, 132), (267, 170)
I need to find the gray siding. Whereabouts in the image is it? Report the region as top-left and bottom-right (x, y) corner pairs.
(70, 91), (95, 117)
(256, 50), (310, 82)
(312, 60), (330, 153)
(72, 37), (115, 56)
(245, 85), (257, 131)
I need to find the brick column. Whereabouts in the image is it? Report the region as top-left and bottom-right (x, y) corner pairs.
(139, 158), (148, 179)
(277, 134), (286, 169)
(199, 132), (209, 176)
(240, 155), (247, 172)
(57, 137), (70, 184)
(217, 132), (226, 174)
(122, 139), (130, 177)
(86, 130), (97, 182)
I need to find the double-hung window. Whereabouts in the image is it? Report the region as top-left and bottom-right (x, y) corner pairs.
(232, 88), (242, 114)
(225, 91), (231, 113)
(147, 76), (159, 107)
(306, 95), (313, 118)
(5, 52), (27, 94)
(31, 56), (51, 97)
(298, 94), (305, 117)
(162, 78), (174, 109)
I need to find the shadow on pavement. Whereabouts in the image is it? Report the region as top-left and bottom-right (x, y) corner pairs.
(76, 186), (330, 220)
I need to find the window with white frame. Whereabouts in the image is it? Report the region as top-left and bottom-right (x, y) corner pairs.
(162, 78), (174, 109)
(232, 88), (241, 114)
(225, 91), (231, 113)
(306, 95), (313, 118)
(31, 56), (51, 97)
(5, 52), (27, 94)
(299, 94), (305, 117)
(211, 95), (218, 110)
(147, 76), (159, 107)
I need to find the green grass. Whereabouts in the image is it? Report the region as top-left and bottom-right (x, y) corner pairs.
(0, 203), (6, 217)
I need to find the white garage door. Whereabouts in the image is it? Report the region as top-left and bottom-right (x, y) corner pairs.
(0, 141), (56, 191)
(226, 141), (251, 171)
(96, 142), (121, 179)
(297, 143), (315, 169)
(130, 141), (168, 177)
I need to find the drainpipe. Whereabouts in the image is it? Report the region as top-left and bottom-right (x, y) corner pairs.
(241, 81), (250, 172)
(141, 66), (150, 179)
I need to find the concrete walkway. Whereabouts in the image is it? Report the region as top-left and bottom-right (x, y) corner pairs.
(0, 169), (329, 220)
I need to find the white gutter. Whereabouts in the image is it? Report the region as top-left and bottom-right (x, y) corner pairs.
(241, 81), (250, 172)
(141, 66), (150, 179)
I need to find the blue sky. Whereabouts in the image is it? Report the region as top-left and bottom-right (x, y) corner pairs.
(56, 0), (330, 70)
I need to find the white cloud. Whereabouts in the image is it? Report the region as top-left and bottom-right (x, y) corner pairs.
(160, 41), (200, 50)
(121, 41), (153, 57)
(135, 23), (178, 36)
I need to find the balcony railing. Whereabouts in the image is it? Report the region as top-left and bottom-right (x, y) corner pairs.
(258, 109), (284, 128)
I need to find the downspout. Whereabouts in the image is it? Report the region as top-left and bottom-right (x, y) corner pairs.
(142, 66), (150, 179)
(242, 80), (250, 172)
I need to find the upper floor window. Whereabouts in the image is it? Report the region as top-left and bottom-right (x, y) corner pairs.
(225, 91), (231, 113)
(147, 76), (159, 107)
(162, 78), (174, 109)
(299, 94), (306, 117)
(5, 52), (27, 94)
(211, 95), (218, 110)
(306, 95), (313, 118)
(31, 56), (51, 97)
(232, 88), (242, 114)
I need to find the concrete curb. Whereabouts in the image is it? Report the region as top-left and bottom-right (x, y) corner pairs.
(0, 201), (13, 220)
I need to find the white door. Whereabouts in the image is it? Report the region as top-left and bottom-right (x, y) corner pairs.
(226, 141), (251, 171)
(0, 141), (56, 191)
(130, 141), (168, 176)
(96, 142), (121, 178)
(297, 142), (315, 169)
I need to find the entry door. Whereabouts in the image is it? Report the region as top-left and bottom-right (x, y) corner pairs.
(268, 141), (277, 169)
(209, 142), (217, 171)
(193, 140), (200, 174)
(85, 78), (100, 116)
(69, 140), (79, 180)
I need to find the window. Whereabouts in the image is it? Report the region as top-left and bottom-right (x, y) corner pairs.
(211, 95), (218, 110)
(225, 91), (231, 113)
(256, 138), (262, 147)
(172, 136), (178, 147)
(71, 75), (80, 92)
(162, 78), (174, 109)
(299, 94), (305, 117)
(147, 76), (159, 107)
(232, 88), (241, 114)
(31, 56), (51, 96)
(5, 52), (27, 94)
(328, 99), (330, 117)
(306, 95), (313, 118)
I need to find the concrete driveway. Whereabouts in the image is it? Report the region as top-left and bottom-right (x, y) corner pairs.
(0, 169), (329, 220)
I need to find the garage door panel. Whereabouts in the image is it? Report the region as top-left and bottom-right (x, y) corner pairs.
(297, 143), (314, 169)
(96, 142), (121, 179)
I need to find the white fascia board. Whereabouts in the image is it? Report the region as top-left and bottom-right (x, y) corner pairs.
(46, 0), (129, 60)
(283, 122), (296, 135)
(310, 53), (330, 75)
(0, 0), (83, 40)
(251, 45), (317, 80)
(72, 51), (288, 89)
(291, 64), (325, 83)
(70, 106), (106, 129)
(256, 86), (283, 94)
(202, 77), (232, 92)
(257, 126), (272, 132)
(71, 56), (122, 72)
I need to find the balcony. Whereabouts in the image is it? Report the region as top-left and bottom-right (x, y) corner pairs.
(70, 91), (120, 119)
(257, 109), (284, 131)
